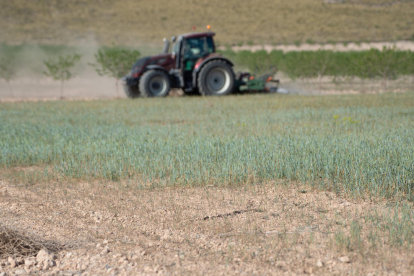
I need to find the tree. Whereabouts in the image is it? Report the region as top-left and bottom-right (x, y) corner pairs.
(43, 54), (82, 99)
(0, 57), (17, 97)
(375, 47), (401, 90)
(282, 51), (303, 80)
(89, 47), (141, 97)
(360, 47), (401, 90)
(405, 50), (414, 89)
(308, 50), (333, 90)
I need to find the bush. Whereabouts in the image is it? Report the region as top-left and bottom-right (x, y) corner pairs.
(0, 56), (17, 97)
(90, 47), (141, 97)
(358, 47), (402, 89)
(0, 225), (61, 258)
(43, 54), (82, 99)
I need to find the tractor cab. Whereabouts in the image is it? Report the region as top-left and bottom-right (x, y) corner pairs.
(171, 33), (215, 71)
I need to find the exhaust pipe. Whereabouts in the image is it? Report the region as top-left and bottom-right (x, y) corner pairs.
(161, 38), (170, 54)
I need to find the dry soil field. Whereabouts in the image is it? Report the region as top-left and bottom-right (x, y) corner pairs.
(1, 180), (413, 276)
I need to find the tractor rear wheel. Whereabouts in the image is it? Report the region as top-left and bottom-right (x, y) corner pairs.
(197, 60), (234, 96)
(123, 84), (140, 98)
(139, 70), (171, 97)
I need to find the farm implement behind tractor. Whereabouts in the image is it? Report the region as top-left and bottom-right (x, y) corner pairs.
(122, 31), (288, 98)
(235, 71), (288, 94)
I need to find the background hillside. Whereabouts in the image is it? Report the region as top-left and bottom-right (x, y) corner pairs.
(1, 0), (413, 46)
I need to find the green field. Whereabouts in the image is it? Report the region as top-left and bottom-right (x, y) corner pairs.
(0, 0), (413, 45)
(1, 92), (413, 200)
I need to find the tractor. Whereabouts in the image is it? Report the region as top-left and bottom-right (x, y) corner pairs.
(122, 31), (286, 97)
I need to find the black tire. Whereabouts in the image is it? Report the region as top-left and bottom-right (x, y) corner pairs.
(123, 84), (140, 98)
(197, 60), (235, 96)
(139, 70), (171, 97)
(183, 88), (201, 96)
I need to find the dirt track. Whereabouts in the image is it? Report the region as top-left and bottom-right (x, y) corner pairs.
(1, 76), (412, 102)
(0, 77), (123, 102)
(224, 40), (414, 53)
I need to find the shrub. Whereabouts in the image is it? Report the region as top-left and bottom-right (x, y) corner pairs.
(43, 54), (82, 99)
(0, 57), (17, 97)
(359, 47), (402, 89)
(89, 47), (141, 97)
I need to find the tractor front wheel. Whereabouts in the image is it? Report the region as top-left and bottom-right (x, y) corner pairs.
(197, 60), (235, 96)
(139, 70), (171, 97)
(123, 84), (140, 98)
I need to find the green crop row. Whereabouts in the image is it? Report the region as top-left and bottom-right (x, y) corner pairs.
(1, 93), (413, 200)
(220, 48), (414, 82)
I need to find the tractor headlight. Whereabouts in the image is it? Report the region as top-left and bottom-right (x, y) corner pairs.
(132, 66), (141, 74)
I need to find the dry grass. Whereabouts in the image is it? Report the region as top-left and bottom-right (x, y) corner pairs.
(0, 225), (61, 259)
(1, 177), (413, 275)
(0, 0), (413, 45)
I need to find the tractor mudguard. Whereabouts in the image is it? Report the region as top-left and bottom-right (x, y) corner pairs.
(144, 65), (169, 73)
(194, 56), (234, 71)
(143, 65), (179, 88)
(192, 56), (234, 88)
(121, 74), (139, 86)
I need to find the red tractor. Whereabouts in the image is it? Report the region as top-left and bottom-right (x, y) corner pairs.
(122, 32), (235, 97)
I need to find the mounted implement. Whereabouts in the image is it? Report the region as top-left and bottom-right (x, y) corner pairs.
(235, 71), (288, 94)
(122, 31), (287, 97)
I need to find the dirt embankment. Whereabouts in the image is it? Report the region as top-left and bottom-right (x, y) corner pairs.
(1, 0), (414, 45)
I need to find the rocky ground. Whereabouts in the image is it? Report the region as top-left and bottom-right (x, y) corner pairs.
(0, 177), (413, 275)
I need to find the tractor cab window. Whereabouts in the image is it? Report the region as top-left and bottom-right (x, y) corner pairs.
(172, 39), (181, 55)
(182, 36), (214, 71)
(205, 36), (214, 53)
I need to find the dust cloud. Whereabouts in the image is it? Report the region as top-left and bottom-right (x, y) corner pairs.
(0, 37), (162, 101)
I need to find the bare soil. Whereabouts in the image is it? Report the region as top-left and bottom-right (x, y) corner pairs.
(0, 77), (121, 102)
(1, 177), (413, 275)
(1, 75), (412, 103)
